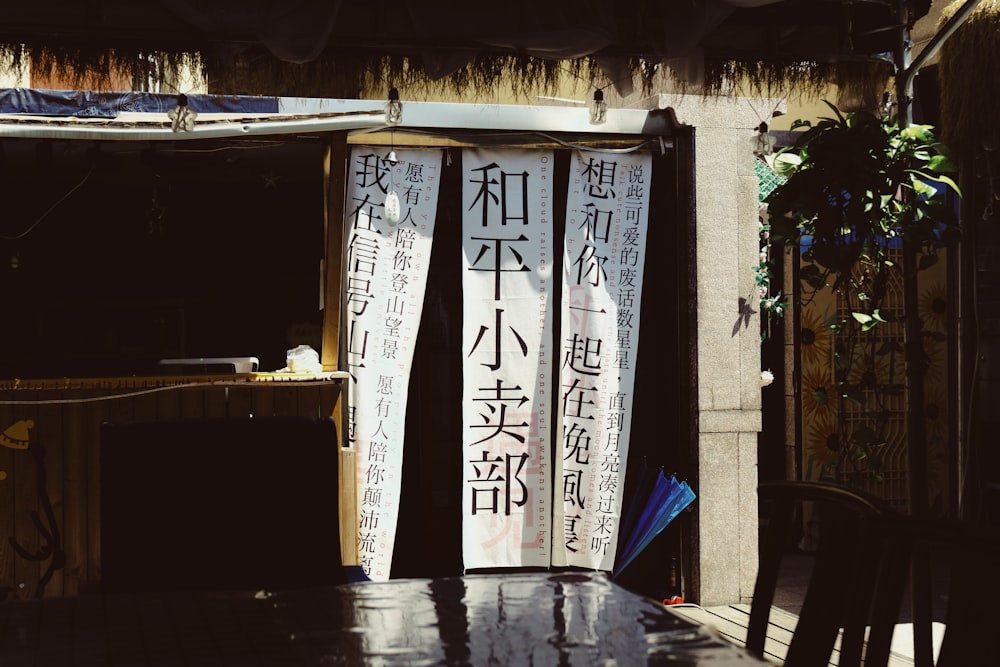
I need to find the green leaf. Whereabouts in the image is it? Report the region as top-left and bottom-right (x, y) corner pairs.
(769, 152), (801, 177)
(927, 154), (957, 172)
(911, 178), (936, 197)
(851, 310), (885, 331)
(900, 124), (935, 141)
(921, 171), (961, 196)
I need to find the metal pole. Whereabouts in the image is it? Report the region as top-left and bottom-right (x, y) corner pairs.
(894, 2), (934, 665)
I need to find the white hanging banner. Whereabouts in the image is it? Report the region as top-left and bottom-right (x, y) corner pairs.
(461, 148), (552, 570)
(552, 150), (652, 571)
(343, 146), (442, 581)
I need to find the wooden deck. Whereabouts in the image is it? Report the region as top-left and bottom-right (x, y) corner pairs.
(668, 603), (944, 666)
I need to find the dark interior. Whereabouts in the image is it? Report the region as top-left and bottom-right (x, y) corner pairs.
(0, 137), (327, 377)
(100, 416), (345, 593)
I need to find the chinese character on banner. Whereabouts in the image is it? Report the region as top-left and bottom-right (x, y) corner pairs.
(345, 147), (442, 580)
(552, 150), (652, 571)
(461, 149), (552, 569)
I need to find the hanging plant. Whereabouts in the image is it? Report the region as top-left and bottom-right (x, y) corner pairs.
(762, 101), (960, 482)
(766, 101), (959, 293)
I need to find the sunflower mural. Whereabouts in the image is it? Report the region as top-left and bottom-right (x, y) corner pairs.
(844, 339), (905, 390)
(800, 364), (837, 421)
(919, 279), (950, 334)
(797, 255), (954, 515)
(799, 307), (835, 368)
(803, 411), (841, 480)
(918, 264), (953, 513)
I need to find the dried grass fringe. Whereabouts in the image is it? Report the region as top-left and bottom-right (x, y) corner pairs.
(939, 0), (1000, 156)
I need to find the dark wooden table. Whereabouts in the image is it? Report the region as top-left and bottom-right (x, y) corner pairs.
(0, 572), (769, 665)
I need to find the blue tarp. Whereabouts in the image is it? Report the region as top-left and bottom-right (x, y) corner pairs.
(0, 88), (280, 118)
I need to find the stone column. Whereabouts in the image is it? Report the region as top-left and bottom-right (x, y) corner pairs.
(646, 94), (784, 606)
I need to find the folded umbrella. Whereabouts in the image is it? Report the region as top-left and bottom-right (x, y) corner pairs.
(615, 459), (659, 558)
(613, 469), (696, 579)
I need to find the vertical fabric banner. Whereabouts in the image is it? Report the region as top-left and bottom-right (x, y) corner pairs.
(552, 150), (652, 571)
(344, 147), (442, 580)
(462, 148), (552, 570)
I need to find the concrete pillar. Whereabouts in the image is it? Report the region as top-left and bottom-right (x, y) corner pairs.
(646, 94), (784, 606)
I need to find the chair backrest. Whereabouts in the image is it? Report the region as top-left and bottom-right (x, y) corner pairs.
(100, 416), (346, 593)
(930, 519), (1000, 667)
(748, 480), (895, 667)
(862, 514), (1000, 667)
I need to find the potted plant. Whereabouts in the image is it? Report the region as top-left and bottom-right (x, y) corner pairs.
(763, 101), (960, 488)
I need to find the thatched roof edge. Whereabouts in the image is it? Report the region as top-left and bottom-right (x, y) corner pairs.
(0, 41), (895, 108)
(938, 0), (1000, 155)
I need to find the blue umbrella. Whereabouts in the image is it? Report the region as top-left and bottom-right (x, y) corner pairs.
(613, 468), (696, 579)
(615, 460), (659, 558)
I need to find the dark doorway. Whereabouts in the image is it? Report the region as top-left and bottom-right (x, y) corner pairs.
(387, 140), (696, 600)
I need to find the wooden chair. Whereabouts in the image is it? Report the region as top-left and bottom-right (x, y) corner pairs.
(747, 480), (896, 667)
(862, 514), (1000, 667)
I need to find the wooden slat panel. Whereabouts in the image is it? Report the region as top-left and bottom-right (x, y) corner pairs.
(36, 396), (64, 598)
(226, 385), (253, 418)
(339, 446), (359, 567)
(2, 377), (347, 598)
(130, 386), (159, 422)
(61, 402), (87, 597)
(156, 384), (183, 420)
(180, 385), (206, 418)
(294, 384), (321, 418)
(12, 393), (40, 599)
(250, 385), (276, 418)
(321, 137), (347, 372)
(273, 385), (297, 416)
(203, 385), (227, 418)
(0, 401), (17, 599)
(86, 392), (106, 587)
(319, 382), (339, 419)
(103, 388), (136, 425)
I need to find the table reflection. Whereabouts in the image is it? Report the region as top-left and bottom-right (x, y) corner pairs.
(271, 572), (766, 665)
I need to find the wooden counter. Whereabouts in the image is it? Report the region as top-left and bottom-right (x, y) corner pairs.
(0, 373), (352, 600)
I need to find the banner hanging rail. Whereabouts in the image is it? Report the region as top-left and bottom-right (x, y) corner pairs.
(349, 127), (674, 153)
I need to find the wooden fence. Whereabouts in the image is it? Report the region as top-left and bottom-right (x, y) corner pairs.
(0, 374), (348, 599)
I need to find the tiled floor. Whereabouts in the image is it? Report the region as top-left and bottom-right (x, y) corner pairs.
(774, 549), (952, 622)
(772, 551), (811, 616)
